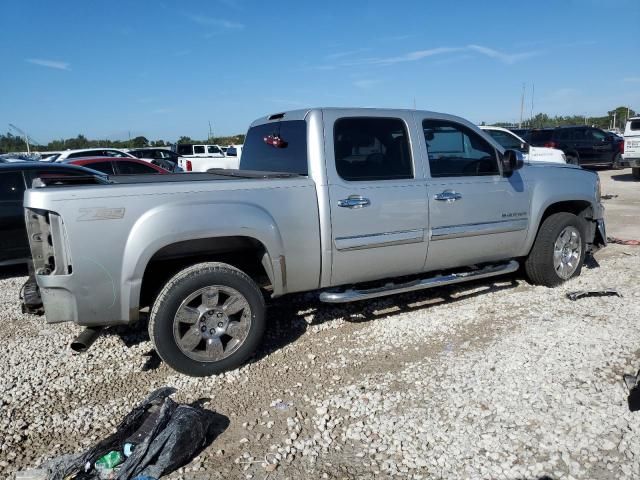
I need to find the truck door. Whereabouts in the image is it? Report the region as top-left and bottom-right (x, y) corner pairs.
(324, 112), (429, 286)
(419, 116), (530, 271)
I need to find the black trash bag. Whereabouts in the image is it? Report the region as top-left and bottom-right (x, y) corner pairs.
(46, 387), (222, 480)
(48, 387), (177, 480)
(117, 402), (218, 479)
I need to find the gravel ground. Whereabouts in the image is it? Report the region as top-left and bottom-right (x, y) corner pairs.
(1, 170), (639, 479)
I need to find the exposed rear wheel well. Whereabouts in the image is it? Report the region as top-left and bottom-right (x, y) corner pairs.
(139, 236), (272, 309)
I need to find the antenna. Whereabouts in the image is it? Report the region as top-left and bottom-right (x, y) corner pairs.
(8, 123), (30, 153)
(519, 83), (525, 129)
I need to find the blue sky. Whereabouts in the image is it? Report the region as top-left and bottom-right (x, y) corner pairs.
(1, 0), (639, 143)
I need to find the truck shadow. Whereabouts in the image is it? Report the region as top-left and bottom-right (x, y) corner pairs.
(109, 274), (520, 371)
(252, 275), (520, 364)
(611, 172), (638, 182)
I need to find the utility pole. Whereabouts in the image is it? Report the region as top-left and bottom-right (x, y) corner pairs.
(519, 83), (525, 129)
(529, 83), (535, 127)
(612, 110), (617, 131)
(8, 123), (30, 153)
(208, 121), (213, 142)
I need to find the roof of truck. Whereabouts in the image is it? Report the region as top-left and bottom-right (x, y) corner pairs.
(248, 107), (467, 128)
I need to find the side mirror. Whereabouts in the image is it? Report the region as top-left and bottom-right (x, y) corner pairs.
(501, 149), (524, 177)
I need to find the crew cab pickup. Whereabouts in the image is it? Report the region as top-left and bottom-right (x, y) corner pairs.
(623, 117), (640, 179)
(23, 108), (606, 376)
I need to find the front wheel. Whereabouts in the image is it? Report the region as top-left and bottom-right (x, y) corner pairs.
(149, 262), (266, 377)
(525, 212), (586, 287)
(565, 152), (579, 166)
(612, 153), (624, 170)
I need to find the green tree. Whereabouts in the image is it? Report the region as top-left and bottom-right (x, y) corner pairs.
(177, 136), (193, 144)
(131, 136), (149, 148)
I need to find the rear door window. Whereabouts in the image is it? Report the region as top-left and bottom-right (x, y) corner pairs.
(240, 120), (308, 174)
(207, 146), (221, 154)
(333, 117), (413, 181)
(630, 120), (640, 131)
(193, 145), (205, 154)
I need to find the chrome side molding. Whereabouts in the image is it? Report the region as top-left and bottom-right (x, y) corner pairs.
(319, 260), (519, 303)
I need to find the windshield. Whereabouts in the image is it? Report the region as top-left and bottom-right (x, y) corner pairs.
(484, 129), (525, 150)
(239, 120), (308, 175)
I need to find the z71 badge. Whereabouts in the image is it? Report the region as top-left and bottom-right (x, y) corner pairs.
(78, 207), (125, 221)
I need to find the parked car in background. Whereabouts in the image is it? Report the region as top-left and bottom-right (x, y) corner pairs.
(23, 107), (605, 376)
(64, 157), (169, 175)
(508, 128), (530, 139)
(623, 117), (640, 179)
(527, 126), (623, 167)
(0, 162), (107, 265)
(128, 148), (183, 172)
(173, 144), (239, 172)
(51, 148), (136, 163)
(480, 126), (567, 164)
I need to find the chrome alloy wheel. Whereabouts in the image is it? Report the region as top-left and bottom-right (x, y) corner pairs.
(173, 285), (251, 362)
(553, 226), (582, 280)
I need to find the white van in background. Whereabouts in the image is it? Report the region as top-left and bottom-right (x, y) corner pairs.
(173, 144), (239, 172)
(623, 117), (640, 179)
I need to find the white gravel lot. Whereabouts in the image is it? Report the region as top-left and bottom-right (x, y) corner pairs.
(1, 169), (639, 479)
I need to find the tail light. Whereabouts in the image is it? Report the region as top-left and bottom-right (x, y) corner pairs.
(544, 141), (557, 148)
(619, 141), (624, 154)
(186, 160), (193, 171)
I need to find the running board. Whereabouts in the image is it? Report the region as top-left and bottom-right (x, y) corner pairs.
(319, 260), (519, 304)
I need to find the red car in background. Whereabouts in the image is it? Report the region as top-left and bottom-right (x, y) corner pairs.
(64, 157), (169, 175)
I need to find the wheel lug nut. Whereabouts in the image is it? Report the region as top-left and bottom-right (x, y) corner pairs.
(200, 326), (206, 332)
(207, 311), (214, 316)
(218, 322), (223, 327)
(209, 328), (215, 334)
(217, 312), (223, 318)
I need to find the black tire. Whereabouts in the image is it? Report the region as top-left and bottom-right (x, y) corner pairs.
(525, 212), (586, 287)
(566, 152), (579, 166)
(633, 167), (640, 180)
(149, 262), (266, 377)
(612, 153), (623, 170)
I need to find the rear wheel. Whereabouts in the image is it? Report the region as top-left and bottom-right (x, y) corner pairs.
(149, 262), (266, 376)
(633, 167), (640, 180)
(525, 212), (586, 287)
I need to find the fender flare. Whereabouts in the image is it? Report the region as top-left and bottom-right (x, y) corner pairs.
(119, 200), (285, 321)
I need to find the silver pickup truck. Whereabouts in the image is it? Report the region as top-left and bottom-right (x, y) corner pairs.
(23, 108), (606, 376)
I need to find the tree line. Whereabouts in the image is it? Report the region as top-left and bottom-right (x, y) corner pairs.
(1, 105), (636, 154)
(0, 133), (246, 154)
(489, 105), (636, 130)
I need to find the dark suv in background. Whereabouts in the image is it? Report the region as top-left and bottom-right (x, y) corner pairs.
(527, 126), (623, 167)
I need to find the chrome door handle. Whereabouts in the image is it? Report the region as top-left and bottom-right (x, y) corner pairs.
(434, 190), (462, 202)
(338, 195), (371, 209)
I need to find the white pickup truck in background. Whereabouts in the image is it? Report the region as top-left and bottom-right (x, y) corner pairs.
(623, 117), (640, 179)
(174, 144), (240, 172)
(480, 126), (567, 164)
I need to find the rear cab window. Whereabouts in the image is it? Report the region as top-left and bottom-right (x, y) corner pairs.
(240, 120), (308, 175)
